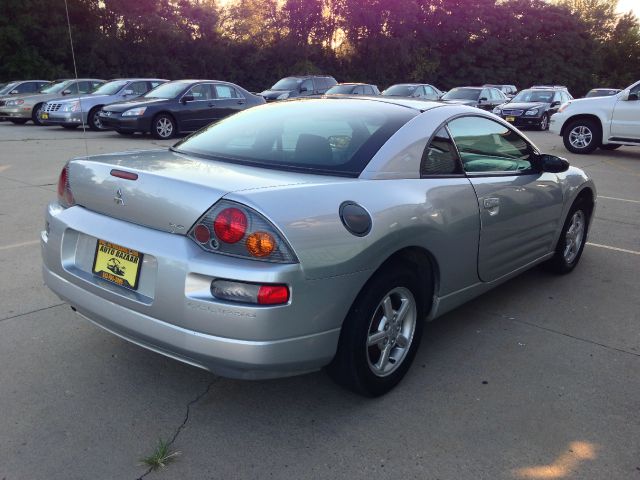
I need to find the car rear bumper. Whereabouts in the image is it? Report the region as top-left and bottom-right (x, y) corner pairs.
(41, 203), (366, 379)
(0, 107), (31, 119)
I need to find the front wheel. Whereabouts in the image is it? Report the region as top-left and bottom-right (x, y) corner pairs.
(151, 114), (176, 139)
(538, 113), (549, 131)
(31, 103), (44, 125)
(327, 263), (426, 396)
(563, 119), (601, 154)
(87, 107), (104, 131)
(544, 201), (589, 274)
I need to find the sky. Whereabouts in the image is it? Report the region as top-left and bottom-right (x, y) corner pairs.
(616, 0), (640, 15)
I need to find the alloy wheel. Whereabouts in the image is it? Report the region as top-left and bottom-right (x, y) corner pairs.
(155, 117), (173, 138)
(366, 287), (417, 377)
(564, 210), (585, 264)
(569, 126), (592, 150)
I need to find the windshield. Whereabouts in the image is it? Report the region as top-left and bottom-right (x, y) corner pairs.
(326, 85), (356, 94)
(172, 99), (417, 177)
(382, 85), (417, 97)
(271, 77), (303, 91)
(0, 82), (19, 95)
(39, 80), (72, 94)
(144, 81), (190, 99)
(585, 89), (618, 98)
(442, 88), (480, 101)
(92, 80), (129, 95)
(511, 89), (555, 103)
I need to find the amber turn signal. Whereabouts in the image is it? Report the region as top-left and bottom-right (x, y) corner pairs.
(246, 231), (276, 257)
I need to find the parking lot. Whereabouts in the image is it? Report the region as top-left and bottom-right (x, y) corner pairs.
(0, 122), (638, 479)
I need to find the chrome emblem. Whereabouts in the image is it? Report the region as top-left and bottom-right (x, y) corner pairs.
(114, 188), (125, 206)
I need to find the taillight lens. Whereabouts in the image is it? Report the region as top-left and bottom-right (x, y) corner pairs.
(57, 164), (75, 208)
(188, 200), (297, 263)
(210, 279), (290, 305)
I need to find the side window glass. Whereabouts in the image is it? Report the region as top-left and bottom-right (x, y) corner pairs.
(128, 81), (148, 95)
(214, 84), (239, 99)
(424, 86), (435, 99)
(189, 84), (213, 100)
(353, 86), (364, 95)
(300, 79), (313, 92)
(15, 83), (30, 93)
(480, 89), (489, 100)
(448, 116), (534, 173)
(630, 83), (640, 95)
(150, 81), (163, 89)
(365, 86), (374, 95)
(421, 127), (459, 176)
(78, 82), (91, 94)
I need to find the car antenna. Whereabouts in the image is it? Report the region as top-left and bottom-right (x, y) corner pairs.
(63, 0), (89, 160)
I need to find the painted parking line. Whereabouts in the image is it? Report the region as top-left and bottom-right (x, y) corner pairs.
(0, 239), (40, 251)
(598, 195), (640, 204)
(587, 242), (640, 256)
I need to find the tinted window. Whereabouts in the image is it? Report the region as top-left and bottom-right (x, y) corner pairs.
(630, 83), (640, 95)
(353, 86), (365, 95)
(173, 100), (417, 177)
(383, 85), (418, 97)
(326, 85), (357, 94)
(145, 81), (192, 99)
(271, 77), (302, 90)
(17, 82), (37, 93)
(421, 127), (459, 176)
(300, 79), (313, 92)
(188, 83), (214, 100)
(128, 81), (149, 95)
(448, 116), (534, 173)
(215, 84), (240, 99)
(92, 80), (129, 95)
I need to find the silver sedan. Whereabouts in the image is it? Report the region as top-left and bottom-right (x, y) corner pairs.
(42, 98), (595, 396)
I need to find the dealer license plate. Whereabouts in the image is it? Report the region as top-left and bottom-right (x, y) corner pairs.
(92, 239), (143, 290)
(40, 112), (49, 120)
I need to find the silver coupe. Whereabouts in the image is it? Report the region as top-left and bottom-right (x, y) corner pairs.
(42, 98), (595, 396)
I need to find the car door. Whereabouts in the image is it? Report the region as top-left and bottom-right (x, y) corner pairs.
(211, 84), (246, 122)
(611, 82), (640, 139)
(179, 83), (215, 131)
(477, 89), (493, 110)
(447, 115), (564, 282)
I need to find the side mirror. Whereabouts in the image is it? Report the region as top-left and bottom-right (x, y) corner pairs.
(551, 101), (561, 107)
(479, 97), (488, 102)
(628, 92), (638, 101)
(62, 89), (72, 95)
(181, 94), (194, 103)
(538, 154), (570, 173)
(122, 89), (134, 96)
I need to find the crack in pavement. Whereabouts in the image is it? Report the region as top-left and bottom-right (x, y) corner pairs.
(136, 378), (219, 479)
(490, 312), (640, 358)
(0, 302), (67, 323)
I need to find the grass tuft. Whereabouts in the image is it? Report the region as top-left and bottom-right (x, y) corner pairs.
(140, 438), (181, 471)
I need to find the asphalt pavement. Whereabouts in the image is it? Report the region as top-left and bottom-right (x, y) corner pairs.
(0, 123), (638, 480)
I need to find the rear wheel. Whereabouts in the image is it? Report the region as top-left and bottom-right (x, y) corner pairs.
(600, 144), (621, 151)
(87, 107), (104, 131)
(327, 262), (427, 396)
(151, 114), (176, 139)
(10, 119), (28, 125)
(544, 200), (589, 274)
(31, 103), (44, 125)
(563, 119), (601, 154)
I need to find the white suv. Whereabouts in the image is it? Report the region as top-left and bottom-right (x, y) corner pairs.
(550, 80), (640, 154)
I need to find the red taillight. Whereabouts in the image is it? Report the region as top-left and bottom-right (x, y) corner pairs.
(57, 166), (74, 207)
(193, 224), (210, 243)
(257, 285), (290, 305)
(214, 207), (247, 244)
(110, 169), (138, 181)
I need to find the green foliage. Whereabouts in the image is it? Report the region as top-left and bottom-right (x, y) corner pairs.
(0, 0), (638, 96)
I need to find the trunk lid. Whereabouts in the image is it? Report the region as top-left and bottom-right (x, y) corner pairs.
(68, 149), (339, 234)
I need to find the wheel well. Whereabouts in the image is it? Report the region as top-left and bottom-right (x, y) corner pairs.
(89, 105), (103, 113)
(376, 246), (439, 318)
(574, 187), (595, 220)
(152, 111), (178, 132)
(560, 114), (602, 137)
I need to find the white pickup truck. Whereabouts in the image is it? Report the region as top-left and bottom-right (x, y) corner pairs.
(550, 80), (640, 154)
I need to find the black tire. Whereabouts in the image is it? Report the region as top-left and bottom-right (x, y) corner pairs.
(10, 119), (28, 125)
(327, 262), (428, 397)
(600, 144), (621, 151)
(87, 106), (104, 131)
(62, 125), (78, 130)
(116, 129), (134, 136)
(31, 103), (44, 125)
(544, 200), (590, 274)
(151, 113), (176, 139)
(537, 113), (550, 131)
(562, 119), (601, 154)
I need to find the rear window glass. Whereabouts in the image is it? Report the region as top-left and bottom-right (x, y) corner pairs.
(173, 99), (417, 177)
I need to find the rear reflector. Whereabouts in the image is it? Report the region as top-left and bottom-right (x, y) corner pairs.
(210, 279), (289, 306)
(110, 169), (138, 181)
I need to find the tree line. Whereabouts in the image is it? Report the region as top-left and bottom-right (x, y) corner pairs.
(0, 0), (638, 96)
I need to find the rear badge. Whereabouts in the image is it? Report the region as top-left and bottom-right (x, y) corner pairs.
(114, 188), (125, 206)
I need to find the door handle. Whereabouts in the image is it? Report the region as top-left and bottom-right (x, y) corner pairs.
(483, 197), (500, 216)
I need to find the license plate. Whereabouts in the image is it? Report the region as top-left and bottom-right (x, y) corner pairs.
(40, 112), (49, 120)
(92, 239), (143, 290)
(506, 116), (515, 122)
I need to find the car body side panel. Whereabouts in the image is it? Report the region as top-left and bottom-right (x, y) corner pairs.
(226, 178), (481, 296)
